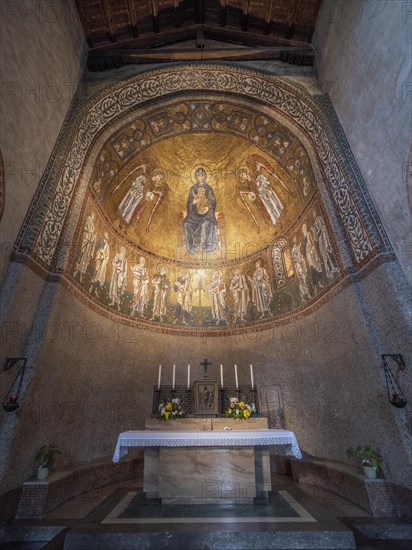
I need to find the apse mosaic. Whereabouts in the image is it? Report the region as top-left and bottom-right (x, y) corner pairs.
(14, 65), (391, 335)
(68, 95), (343, 330)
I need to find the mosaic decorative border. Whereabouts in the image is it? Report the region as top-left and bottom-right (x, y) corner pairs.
(11, 64), (394, 335)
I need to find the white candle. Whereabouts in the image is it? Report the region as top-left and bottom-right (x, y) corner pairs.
(250, 364), (254, 388)
(172, 364), (176, 389)
(220, 364), (223, 387)
(234, 364), (238, 389)
(187, 364), (190, 388)
(158, 365), (162, 389)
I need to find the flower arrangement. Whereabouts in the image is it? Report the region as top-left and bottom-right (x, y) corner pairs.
(224, 397), (256, 420)
(157, 398), (185, 421)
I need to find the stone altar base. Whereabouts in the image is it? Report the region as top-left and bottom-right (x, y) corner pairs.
(143, 417), (271, 505)
(159, 447), (256, 504)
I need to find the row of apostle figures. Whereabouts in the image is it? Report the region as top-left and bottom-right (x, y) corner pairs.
(73, 216), (273, 323)
(291, 210), (340, 301)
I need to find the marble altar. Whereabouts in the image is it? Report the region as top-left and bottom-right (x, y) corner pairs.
(112, 419), (302, 505)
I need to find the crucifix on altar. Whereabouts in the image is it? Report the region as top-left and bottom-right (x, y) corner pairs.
(200, 357), (211, 378)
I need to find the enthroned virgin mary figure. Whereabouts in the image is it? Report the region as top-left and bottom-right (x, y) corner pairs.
(183, 167), (219, 255)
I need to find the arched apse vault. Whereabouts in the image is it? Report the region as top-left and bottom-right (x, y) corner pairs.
(14, 65), (392, 335)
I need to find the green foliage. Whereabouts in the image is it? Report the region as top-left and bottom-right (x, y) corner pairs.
(346, 445), (382, 472)
(35, 443), (62, 471)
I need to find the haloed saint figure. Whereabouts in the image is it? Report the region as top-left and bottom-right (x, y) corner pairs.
(183, 167), (219, 255)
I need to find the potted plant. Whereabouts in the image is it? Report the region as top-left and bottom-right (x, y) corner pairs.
(35, 443), (62, 480)
(346, 445), (382, 479)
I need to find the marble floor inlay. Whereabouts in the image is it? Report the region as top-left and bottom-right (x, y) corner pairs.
(101, 490), (317, 524)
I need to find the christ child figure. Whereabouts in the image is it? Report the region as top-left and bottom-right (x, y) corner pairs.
(194, 187), (209, 215)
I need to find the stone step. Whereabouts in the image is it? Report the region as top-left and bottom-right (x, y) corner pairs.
(63, 525), (356, 550)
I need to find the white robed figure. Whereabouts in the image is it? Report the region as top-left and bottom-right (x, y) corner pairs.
(74, 211), (96, 282)
(131, 257), (149, 317)
(230, 268), (250, 322)
(312, 212), (338, 279)
(109, 246), (128, 310)
(237, 154), (291, 230)
(291, 238), (311, 301)
(118, 174), (146, 224)
(208, 270), (227, 324)
(255, 173), (283, 225)
(89, 231), (110, 297)
(173, 270), (193, 325)
(301, 223), (323, 292)
(151, 265), (170, 322)
(249, 260), (273, 319)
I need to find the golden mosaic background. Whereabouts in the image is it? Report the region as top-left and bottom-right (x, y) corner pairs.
(68, 97), (341, 330)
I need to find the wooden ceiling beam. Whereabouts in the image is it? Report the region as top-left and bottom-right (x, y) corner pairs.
(87, 23), (313, 52)
(194, 0), (205, 24)
(264, 0), (274, 35)
(173, 0), (180, 28)
(125, 0), (138, 37)
(241, 0), (251, 32)
(219, 1), (227, 27)
(151, 0), (160, 33)
(286, 0), (300, 39)
(101, 0), (116, 42)
(87, 44), (315, 70)
(74, 1), (322, 49)
(74, 0), (93, 47)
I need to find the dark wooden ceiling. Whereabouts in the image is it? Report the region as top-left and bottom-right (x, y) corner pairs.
(75, 0), (323, 71)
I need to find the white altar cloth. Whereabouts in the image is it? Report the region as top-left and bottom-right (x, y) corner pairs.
(112, 429), (302, 463)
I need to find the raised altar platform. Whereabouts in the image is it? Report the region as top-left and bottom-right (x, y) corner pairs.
(112, 418), (302, 505)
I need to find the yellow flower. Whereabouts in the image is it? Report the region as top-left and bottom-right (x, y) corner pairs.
(243, 409), (251, 419)
(164, 412), (171, 419)
(239, 401), (245, 409)
(166, 403), (173, 411)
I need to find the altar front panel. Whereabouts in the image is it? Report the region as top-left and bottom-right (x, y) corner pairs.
(159, 447), (256, 504)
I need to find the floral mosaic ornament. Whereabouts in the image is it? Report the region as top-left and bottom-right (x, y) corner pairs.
(224, 397), (256, 420)
(157, 398), (185, 421)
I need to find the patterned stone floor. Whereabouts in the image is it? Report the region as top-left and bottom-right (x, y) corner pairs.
(1, 476), (410, 549)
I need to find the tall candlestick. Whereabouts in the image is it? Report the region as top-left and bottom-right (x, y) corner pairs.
(158, 365), (162, 389)
(220, 364), (223, 387)
(250, 364), (254, 388)
(234, 364), (238, 389)
(172, 364), (176, 389)
(187, 364), (190, 388)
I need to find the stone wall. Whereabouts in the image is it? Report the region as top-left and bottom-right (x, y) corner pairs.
(313, 0), (412, 284)
(0, 258), (410, 491)
(0, 0), (87, 275)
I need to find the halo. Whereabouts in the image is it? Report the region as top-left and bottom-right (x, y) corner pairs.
(178, 268), (189, 278)
(190, 164), (212, 184)
(151, 167), (167, 181)
(156, 263), (168, 274)
(235, 164), (251, 181)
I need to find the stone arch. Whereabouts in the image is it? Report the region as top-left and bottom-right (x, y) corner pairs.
(13, 64), (391, 335)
